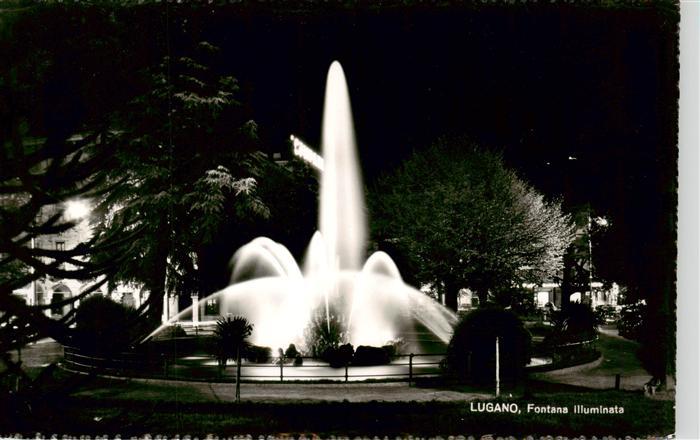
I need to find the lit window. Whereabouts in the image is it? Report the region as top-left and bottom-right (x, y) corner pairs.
(55, 242), (66, 269)
(205, 298), (219, 315)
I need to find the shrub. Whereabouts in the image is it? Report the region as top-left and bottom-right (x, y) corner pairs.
(384, 338), (406, 356)
(245, 345), (272, 363)
(284, 343), (299, 359)
(322, 343), (354, 368)
(544, 303), (597, 345)
(444, 307), (531, 384)
(157, 324), (188, 339)
(353, 345), (391, 366)
(278, 344), (304, 365)
(72, 294), (140, 353)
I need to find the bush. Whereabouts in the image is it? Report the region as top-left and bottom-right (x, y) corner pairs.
(284, 343), (299, 359)
(384, 338), (406, 357)
(280, 344), (303, 365)
(353, 345), (391, 366)
(444, 307), (531, 385)
(245, 345), (272, 363)
(544, 303), (597, 345)
(72, 295), (140, 353)
(157, 324), (188, 339)
(322, 343), (354, 368)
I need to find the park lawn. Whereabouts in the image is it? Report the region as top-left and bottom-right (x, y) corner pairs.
(3, 387), (673, 438)
(592, 333), (648, 376)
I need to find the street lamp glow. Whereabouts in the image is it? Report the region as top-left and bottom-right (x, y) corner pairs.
(64, 200), (91, 221)
(593, 216), (609, 227)
(290, 134), (324, 171)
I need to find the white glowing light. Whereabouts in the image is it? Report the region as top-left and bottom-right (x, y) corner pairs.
(290, 135), (324, 171)
(594, 216), (609, 227)
(64, 200), (90, 221)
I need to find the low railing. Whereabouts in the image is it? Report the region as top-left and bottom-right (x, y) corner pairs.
(62, 346), (445, 384)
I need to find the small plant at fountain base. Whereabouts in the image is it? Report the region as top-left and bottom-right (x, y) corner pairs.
(213, 316), (253, 370)
(276, 344), (303, 366)
(352, 338), (405, 366)
(304, 309), (353, 367)
(245, 345), (272, 363)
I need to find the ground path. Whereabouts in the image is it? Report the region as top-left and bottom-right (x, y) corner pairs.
(530, 331), (673, 398)
(70, 376), (493, 403)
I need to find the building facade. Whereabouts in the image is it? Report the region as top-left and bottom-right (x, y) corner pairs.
(10, 202), (147, 319)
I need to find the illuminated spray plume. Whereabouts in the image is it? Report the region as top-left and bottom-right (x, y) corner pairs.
(145, 61), (457, 350)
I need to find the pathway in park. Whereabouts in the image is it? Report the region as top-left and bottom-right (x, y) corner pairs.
(70, 377), (493, 403)
(530, 332), (673, 396)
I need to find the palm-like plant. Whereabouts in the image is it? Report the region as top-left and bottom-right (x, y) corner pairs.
(213, 315), (253, 401)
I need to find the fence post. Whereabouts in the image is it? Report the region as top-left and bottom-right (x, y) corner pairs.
(615, 374), (621, 390)
(409, 353), (414, 387)
(345, 363), (349, 382)
(280, 358), (284, 382)
(495, 337), (500, 398)
(162, 354), (168, 378)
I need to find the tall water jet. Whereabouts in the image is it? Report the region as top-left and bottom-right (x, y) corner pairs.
(320, 61), (366, 272)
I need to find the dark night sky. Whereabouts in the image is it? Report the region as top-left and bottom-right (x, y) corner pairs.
(5, 2), (679, 295)
(164, 5), (677, 205)
(179, 4), (677, 290)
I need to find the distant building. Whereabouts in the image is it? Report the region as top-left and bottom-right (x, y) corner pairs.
(8, 201), (147, 319)
(527, 281), (620, 310)
(4, 135), (148, 320)
(450, 282), (619, 312)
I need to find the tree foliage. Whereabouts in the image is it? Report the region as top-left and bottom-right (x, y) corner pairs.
(370, 139), (575, 310)
(90, 42), (270, 323)
(0, 3), (155, 364)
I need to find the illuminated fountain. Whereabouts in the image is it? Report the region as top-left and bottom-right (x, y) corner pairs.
(147, 61), (457, 351)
